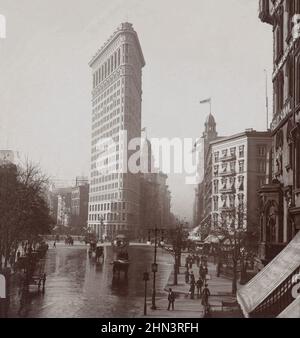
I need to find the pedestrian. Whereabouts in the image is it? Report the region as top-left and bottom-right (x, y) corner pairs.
(185, 269), (190, 284)
(167, 288), (175, 311)
(185, 256), (189, 269)
(53, 241), (56, 248)
(189, 259), (193, 269)
(202, 284), (211, 307)
(204, 266), (208, 276)
(190, 271), (195, 284)
(42, 273), (46, 291)
(196, 278), (203, 298)
(190, 281), (195, 300)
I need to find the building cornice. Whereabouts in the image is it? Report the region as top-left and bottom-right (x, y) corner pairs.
(89, 22), (145, 68)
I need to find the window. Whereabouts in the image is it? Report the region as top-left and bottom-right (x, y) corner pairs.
(222, 163), (227, 173)
(275, 7), (284, 61)
(222, 149), (228, 158)
(257, 145), (266, 157)
(213, 196), (219, 211)
(213, 180), (219, 194)
(118, 49), (121, 66)
(275, 72), (284, 114)
(221, 195), (227, 208)
(238, 176), (244, 191)
(239, 160), (244, 173)
(239, 146), (245, 158)
(221, 178), (227, 190)
(230, 161), (235, 172)
(229, 195), (235, 208)
(230, 147), (236, 156)
(214, 152), (219, 163)
(214, 165), (219, 176)
(258, 160), (266, 173)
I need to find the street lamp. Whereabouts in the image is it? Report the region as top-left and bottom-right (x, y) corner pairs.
(147, 226), (164, 310)
(143, 271), (150, 316)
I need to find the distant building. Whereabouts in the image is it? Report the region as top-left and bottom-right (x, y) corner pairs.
(71, 177), (89, 231)
(0, 150), (21, 166)
(139, 137), (172, 239)
(54, 187), (72, 227)
(193, 114), (221, 228)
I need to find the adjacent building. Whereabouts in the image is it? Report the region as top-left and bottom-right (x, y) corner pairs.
(258, 0), (300, 264)
(210, 130), (272, 235)
(88, 23), (145, 240)
(237, 0), (300, 319)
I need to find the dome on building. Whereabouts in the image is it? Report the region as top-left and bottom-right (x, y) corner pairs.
(205, 113), (216, 126)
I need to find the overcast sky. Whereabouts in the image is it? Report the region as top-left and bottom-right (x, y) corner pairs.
(0, 0), (273, 221)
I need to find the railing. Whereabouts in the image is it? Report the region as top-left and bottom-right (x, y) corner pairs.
(220, 154), (236, 162)
(219, 187), (236, 194)
(219, 170), (236, 177)
(252, 265), (300, 318)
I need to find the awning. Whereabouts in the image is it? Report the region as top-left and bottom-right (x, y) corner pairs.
(277, 297), (300, 318)
(237, 231), (300, 318)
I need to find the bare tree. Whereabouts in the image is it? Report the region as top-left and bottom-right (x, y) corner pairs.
(0, 161), (53, 270)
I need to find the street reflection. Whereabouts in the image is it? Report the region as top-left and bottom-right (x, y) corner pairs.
(6, 244), (172, 318)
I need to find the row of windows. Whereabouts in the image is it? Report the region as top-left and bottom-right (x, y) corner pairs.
(212, 193), (245, 212)
(92, 44), (130, 89)
(89, 189), (139, 203)
(213, 161), (245, 175)
(90, 182), (119, 193)
(93, 48), (121, 89)
(213, 176), (244, 194)
(92, 109), (121, 136)
(93, 80), (122, 107)
(89, 212), (127, 222)
(90, 201), (126, 212)
(91, 173), (120, 186)
(214, 146), (245, 162)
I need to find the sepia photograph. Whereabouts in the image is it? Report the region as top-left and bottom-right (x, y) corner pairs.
(0, 0), (300, 324)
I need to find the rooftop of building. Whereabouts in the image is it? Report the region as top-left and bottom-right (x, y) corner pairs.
(89, 22), (145, 68)
(209, 129), (272, 146)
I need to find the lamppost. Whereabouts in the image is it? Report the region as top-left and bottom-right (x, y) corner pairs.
(147, 226), (164, 310)
(143, 271), (150, 316)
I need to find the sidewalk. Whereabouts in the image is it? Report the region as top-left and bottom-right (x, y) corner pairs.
(144, 255), (243, 318)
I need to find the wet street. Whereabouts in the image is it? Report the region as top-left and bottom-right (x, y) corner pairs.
(7, 244), (173, 318)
